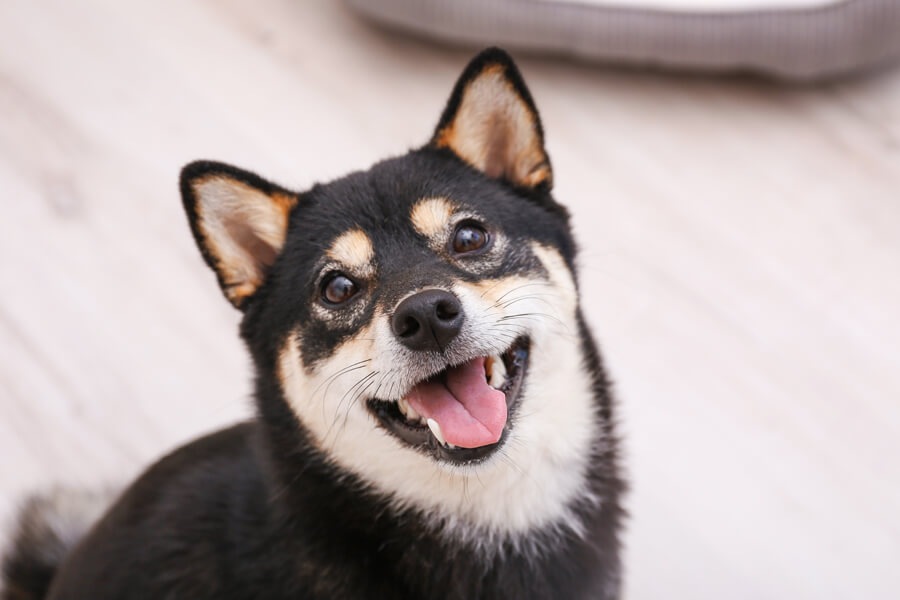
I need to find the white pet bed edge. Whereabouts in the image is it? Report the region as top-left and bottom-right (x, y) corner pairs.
(345, 0), (900, 80)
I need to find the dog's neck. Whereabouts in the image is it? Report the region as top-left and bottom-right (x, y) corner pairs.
(252, 319), (622, 598)
(257, 313), (616, 551)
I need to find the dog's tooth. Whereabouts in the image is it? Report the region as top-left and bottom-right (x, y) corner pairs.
(398, 397), (421, 421)
(489, 355), (507, 389)
(484, 356), (493, 379)
(447, 443), (456, 450)
(426, 419), (446, 445)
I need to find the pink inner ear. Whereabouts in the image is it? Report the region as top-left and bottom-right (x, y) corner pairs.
(225, 216), (278, 271)
(433, 65), (551, 189)
(482, 117), (512, 181)
(189, 173), (296, 307)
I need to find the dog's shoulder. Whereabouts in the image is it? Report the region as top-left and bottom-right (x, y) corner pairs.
(46, 423), (274, 599)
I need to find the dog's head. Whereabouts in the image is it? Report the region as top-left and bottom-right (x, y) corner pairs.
(180, 49), (600, 538)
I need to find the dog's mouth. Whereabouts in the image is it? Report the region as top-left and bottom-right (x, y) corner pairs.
(367, 337), (530, 465)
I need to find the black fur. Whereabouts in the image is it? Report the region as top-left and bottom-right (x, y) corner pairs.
(2, 48), (624, 600)
(2, 500), (62, 600)
(248, 148), (576, 368)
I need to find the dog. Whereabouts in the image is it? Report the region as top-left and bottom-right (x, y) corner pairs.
(2, 47), (624, 600)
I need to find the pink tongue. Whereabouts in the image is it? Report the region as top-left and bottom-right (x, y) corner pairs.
(405, 357), (507, 448)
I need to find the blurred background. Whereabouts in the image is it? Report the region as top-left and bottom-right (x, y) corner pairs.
(1, 1), (899, 598)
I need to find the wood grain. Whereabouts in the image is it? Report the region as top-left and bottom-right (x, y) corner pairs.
(0, 1), (898, 598)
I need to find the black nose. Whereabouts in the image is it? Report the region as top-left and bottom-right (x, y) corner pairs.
(391, 289), (464, 352)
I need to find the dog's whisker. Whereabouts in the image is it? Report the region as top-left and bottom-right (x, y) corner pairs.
(478, 278), (520, 299)
(501, 311), (568, 329)
(322, 371), (379, 446)
(331, 375), (380, 452)
(490, 281), (554, 305)
(316, 363), (372, 425)
(498, 295), (560, 311)
(312, 360), (371, 400)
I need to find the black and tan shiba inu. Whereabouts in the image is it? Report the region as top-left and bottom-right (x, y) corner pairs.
(2, 48), (624, 600)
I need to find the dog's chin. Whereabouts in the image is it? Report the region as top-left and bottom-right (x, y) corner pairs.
(366, 337), (530, 466)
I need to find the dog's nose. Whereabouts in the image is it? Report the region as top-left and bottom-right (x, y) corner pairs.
(391, 289), (464, 352)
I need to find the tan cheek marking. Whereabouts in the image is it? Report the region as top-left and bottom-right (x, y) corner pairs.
(410, 197), (453, 238)
(326, 229), (375, 274)
(331, 320), (378, 365)
(277, 330), (305, 398)
(459, 275), (536, 310)
(277, 322), (380, 434)
(457, 245), (577, 317)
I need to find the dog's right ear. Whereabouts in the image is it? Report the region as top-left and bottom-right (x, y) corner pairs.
(180, 161), (298, 309)
(431, 47), (552, 190)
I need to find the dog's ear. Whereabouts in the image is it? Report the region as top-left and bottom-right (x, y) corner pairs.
(180, 161), (298, 309)
(431, 47), (552, 190)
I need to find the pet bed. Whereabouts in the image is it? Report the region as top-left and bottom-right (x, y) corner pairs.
(346, 0), (900, 80)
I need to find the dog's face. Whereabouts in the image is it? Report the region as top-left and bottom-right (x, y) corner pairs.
(181, 49), (599, 539)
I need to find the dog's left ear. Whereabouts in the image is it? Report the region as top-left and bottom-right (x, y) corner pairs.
(431, 47), (552, 190)
(180, 161), (298, 309)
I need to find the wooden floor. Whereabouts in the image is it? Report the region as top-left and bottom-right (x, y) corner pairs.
(1, 1), (898, 598)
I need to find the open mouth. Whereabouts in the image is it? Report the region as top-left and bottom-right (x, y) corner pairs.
(367, 337), (530, 465)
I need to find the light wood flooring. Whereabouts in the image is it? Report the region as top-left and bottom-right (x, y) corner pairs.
(1, 1), (898, 598)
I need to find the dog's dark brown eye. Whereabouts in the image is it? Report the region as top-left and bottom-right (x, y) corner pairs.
(452, 223), (488, 254)
(322, 274), (357, 304)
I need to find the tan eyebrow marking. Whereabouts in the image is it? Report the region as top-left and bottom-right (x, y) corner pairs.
(410, 197), (453, 238)
(326, 229), (374, 272)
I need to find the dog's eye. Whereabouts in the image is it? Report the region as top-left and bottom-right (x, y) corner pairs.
(451, 222), (488, 254)
(322, 273), (357, 305)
